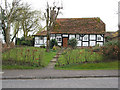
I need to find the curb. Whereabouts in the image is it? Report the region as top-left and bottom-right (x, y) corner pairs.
(2, 75), (119, 80)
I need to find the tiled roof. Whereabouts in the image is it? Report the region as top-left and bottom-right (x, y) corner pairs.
(35, 30), (47, 36)
(35, 18), (105, 36)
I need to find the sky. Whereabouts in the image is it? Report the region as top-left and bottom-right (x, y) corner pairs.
(22, 0), (120, 32)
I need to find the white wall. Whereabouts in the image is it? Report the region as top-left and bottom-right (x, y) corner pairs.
(34, 34), (104, 47)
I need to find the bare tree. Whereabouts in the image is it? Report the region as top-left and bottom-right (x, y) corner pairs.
(44, 2), (63, 52)
(0, 0), (24, 47)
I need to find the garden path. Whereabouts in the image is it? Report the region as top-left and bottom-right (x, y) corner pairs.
(44, 49), (63, 69)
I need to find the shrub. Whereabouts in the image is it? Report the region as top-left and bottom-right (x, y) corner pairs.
(100, 40), (120, 61)
(50, 39), (58, 49)
(16, 37), (34, 46)
(56, 48), (103, 66)
(53, 45), (56, 51)
(68, 38), (78, 49)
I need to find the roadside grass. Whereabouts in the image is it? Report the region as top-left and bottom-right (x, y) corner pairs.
(2, 65), (42, 70)
(2, 46), (57, 69)
(55, 61), (119, 70)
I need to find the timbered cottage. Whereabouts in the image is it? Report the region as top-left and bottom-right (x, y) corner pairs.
(34, 18), (105, 47)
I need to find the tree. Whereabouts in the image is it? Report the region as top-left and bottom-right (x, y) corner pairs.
(44, 2), (63, 52)
(19, 4), (43, 39)
(0, 0), (24, 47)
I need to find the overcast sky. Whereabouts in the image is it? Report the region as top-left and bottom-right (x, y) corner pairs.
(5, 0), (120, 32)
(22, 0), (119, 32)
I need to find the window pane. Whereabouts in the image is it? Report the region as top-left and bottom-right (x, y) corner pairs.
(83, 35), (88, 41)
(90, 41), (96, 46)
(51, 34), (55, 37)
(97, 42), (103, 46)
(90, 35), (96, 40)
(83, 42), (88, 46)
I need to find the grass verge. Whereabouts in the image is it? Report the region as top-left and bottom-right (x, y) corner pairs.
(55, 61), (119, 70)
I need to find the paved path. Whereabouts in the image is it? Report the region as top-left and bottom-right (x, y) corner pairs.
(2, 49), (119, 79)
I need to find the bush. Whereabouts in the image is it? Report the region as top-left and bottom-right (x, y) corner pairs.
(56, 48), (103, 66)
(100, 40), (120, 60)
(50, 39), (58, 49)
(68, 38), (78, 49)
(16, 37), (34, 46)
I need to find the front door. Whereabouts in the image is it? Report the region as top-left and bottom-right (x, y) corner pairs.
(63, 38), (68, 47)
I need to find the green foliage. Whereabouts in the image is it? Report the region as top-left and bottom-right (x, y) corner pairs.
(68, 38), (78, 49)
(56, 48), (103, 67)
(100, 40), (120, 60)
(50, 39), (58, 49)
(55, 61), (118, 70)
(16, 37), (34, 46)
(53, 46), (56, 51)
(2, 47), (56, 68)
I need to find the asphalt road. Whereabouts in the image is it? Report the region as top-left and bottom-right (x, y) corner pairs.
(2, 77), (118, 88)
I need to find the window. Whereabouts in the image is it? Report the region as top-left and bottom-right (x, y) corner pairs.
(83, 35), (88, 41)
(97, 37), (101, 40)
(77, 41), (81, 46)
(69, 35), (75, 39)
(76, 35), (79, 40)
(40, 37), (43, 40)
(56, 34), (61, 36)
(56, 37), (62, 42)
(35, 36), (43, 44)
(51, 34), (55, 37)
(90, 41), (96, 46)
(90, 35), (96, 40)
(97, 42), (103, 46)
(79, 36), (82, 40)
(82, 42), (88, 46)
(97, 35), (103, 41)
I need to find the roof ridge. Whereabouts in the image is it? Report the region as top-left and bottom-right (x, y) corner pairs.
(57, 17), (100, 19)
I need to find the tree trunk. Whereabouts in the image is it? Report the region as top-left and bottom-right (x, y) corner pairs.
(5, 22), (10, 47)
(46, 30), (50, 52)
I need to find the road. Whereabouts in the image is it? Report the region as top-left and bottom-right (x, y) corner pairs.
(2, 77), (118, 88)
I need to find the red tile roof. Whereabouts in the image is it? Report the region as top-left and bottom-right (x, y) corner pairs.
(35, 18), (105, 36)
(35, 30), (47, 36)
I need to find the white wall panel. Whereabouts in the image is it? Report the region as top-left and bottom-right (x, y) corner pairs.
(58, 43), (62, 46)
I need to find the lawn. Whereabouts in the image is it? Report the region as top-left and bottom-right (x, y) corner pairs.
(55, 61), (119, 70)
(2, 46), (57, 69)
